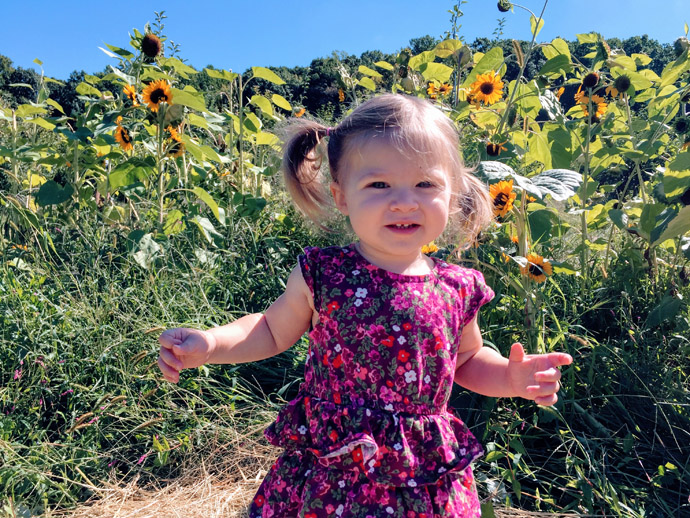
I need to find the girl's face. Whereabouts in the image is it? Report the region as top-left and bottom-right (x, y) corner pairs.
(330, 141), (452, 272)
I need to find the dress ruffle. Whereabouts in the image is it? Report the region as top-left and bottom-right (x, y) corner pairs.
(265, 390), (483, 488)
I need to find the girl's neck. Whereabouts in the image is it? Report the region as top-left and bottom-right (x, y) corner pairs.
(354, 242), (434, 276)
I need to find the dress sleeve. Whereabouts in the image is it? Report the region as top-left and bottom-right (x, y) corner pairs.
(461, 269), (495, 326)
(298, 246), (320, 308)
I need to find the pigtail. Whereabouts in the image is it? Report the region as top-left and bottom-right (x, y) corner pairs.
(454, 172), (494, 249)
(281, 119), (333, 228)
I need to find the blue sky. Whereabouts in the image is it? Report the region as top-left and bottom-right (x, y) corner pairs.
(1, 0), (687, 81)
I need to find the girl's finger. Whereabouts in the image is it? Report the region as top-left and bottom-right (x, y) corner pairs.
(535, 367), (561, 382)
(157, 356), (180, 383)
(549, 353), (573, 367)
(158, 330), (181, 350)
(159, 347), (183, 371)
(534, 393), (558, 406)
(526, 381), (560, 398)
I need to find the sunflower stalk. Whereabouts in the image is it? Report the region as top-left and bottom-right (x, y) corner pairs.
(494, 0), (549, 137)
(518, 190), (538, 351)
(157, 105), (166, 228)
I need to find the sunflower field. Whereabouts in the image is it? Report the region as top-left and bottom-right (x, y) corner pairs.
(1, 3), (690, 517)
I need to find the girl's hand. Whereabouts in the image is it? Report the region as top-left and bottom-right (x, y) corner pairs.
(507, 343), (573, 406)
(157, 328), (217, 383)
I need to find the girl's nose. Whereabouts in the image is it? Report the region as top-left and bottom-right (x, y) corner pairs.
(390, 189), (419, 211)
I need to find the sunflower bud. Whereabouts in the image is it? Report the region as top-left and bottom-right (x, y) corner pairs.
(582, 72), (600, 89)
(497, 0), (512, 12)
(674, 117), (690, 134)
(674, 37), (690, 57)
(141, 33), (162, 58)
(486, 143), (501, 157)
(613, 74), (631, 94)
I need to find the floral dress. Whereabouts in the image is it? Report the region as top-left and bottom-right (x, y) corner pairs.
(248, 244), (494, 518)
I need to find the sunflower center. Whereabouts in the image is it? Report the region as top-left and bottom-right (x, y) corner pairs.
(480, 82), (495, 95)
(529, 263), (543, 276)
(493, 192), (508, 208)
(150, 88), (168, 104)
(121, 129), (132, 144)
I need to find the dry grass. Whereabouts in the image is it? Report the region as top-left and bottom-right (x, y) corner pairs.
(46, 415), (581, 518)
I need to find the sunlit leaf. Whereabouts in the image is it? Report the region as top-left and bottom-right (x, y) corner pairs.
(357, 77), (377, 91)
(251, 66), (285, 85)
(27, 117), (55, 131)
(204, 68), (238, 81)
(408, 50), (436, 71)
(660, 49), (690, 87)
(374, 60), (394, 71)
(104, 43), (135, 60)
(419, 62), (454, 83)
(653, 206), (690, 245)
(76, 82), (102, 97)
(160, 57), (198, 79)
(250, 95), (273, 116)
(434, 39), (464, 58)
(358, 65), (382, 78)
(462, 47), (504, 87)
(131, 233), (162, 269)
(539, 55), (572, 78)
(663, 151), (690, 199)
(530, 15), (545, 38)
(171, 87), (206, 112)
(192, 186), (221, 223)
(16, 104), (47, 118)
(271, 93), (292, 111)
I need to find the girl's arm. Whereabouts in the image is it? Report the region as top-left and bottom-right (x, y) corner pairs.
(453, 314), (572, 406)
(158, 265), (314, 383)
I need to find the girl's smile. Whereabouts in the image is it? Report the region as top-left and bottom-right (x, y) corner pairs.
(330, 141), (451, 274)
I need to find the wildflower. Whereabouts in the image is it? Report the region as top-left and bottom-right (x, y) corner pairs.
(338, 88), (345, 102)
(438, 83), (453, 96)
(427, 83), (438, 99)
(422, 242), (439, 254)
(469, 71), (504, 105)
(520, 253), (553, 283)
(141, 33), (162, 58)
(582, 72), (600, 89)
(606, 75), (631, 99)
(114, 125), (133, 152)
(137, 453), (148, 465)
(123, 84), (139, 106)
(142, 80), (173, 112)
(486, 141), (507, 157)
(489, 180), (517, 218)
(295, 107), (306, 117)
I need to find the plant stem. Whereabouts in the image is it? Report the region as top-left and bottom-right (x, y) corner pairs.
(157, 111), (165, 228)
(580, 95), (593, 286)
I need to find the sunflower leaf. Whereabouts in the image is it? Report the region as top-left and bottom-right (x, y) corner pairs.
(419, 63), (454, 83)
(271, 94), (292, 112)
(477, 161), (517, 181)
(462, 47), (504, 88)
(530, 169), (582, 201)
(171, 88), (207, 113)
(251, 67), (286, 85)
(529, 15), (545, 38)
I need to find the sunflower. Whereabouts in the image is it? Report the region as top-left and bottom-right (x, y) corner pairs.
(606, 75), (631, 99)
(486, 141), (507, 157)
(166, 125), (180, 140)
(427, 83), (438, 99)
(295, 108), (306, 118)
(166, 137), (185, 158)
(122, 84), (138, 106)
(520, 253), (553, 283)
(141, 33), (162, 58)
(470, 71), (504, 105)
(556, 86), (565, 100)
(580, 94), (607, 119)
(421, 242), (439, 254)
(582, 72), (600, 89)
(438, 83), (453, 96)
(573, 85), (585, 104)
(114, 125), (133, 152)
(490, 180), (517, 218)
(142, 80), (173, 112)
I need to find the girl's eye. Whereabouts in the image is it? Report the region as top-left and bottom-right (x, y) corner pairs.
(369, 181), (388, 189)
(417, 181), (434, 188)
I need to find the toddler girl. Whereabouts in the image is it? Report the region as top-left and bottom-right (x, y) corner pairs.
(158, 94), (573, 517)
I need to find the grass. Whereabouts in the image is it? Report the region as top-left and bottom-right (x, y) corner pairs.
(1, 203), (689, 518)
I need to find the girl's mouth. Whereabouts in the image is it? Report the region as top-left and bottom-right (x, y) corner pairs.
(386, 223), (420, 233)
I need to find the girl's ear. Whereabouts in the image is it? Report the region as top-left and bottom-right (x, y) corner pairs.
(330, 181), (349, 215)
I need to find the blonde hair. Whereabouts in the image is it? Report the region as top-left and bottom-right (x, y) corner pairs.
(281, 94), (493, 244)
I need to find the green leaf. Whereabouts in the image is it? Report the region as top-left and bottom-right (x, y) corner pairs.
(131, 233), (162, 269)
(251, 66), (285, 85)
(462, 47), (504, 87)
(34, 181), (74, 206)
(513, 81), (542, 118)
(576, 33), (599, 44)
(663, 152), (690, 200)
(419, 62), (454, 83)
(660, 49), (690, 87)
(232, 192), (267, 218)
(243, 112), (262, 133)
(477, 161), (517, 181)
(639, 203), (666, 239)
(433, 39), (464, 58)
(46, 98), (65, 115)
(109, 158), (155, 190)
(171, 87), (206, 112)
(15, 104), (47, 118)
(271, 93), (292, 111)
(257, 131), (280, 147)
(530, 15), (545, 38)
(204, 68), (238, 82)
(653, 206), (690, 245)
(76, 82), (102, 97)
(608, 209), (629, 230)
(645, 295), (682, 328)
(187, 112), (208, 129)
(542, 38), (571, 61)
(525, 131), (552, 169)
(374, 60), (394, 71)
(529, 169), (583, 201)
(529, 209), (554, 243)
(539, 55), (572, 78)
(26, 117), (55, 131)
(192, 186), (221, 223)
(357, 77), (377, 91)
(104, 43), (135, 60)
(102, 205), (127, 225)
(358, 65), (382, 78)
(408, 50), (436, 71)
(191, 216), (224, 246)
(250, 95), (273, 117)
(650, 207), (680, 244)
(160, 57), (198, 79)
